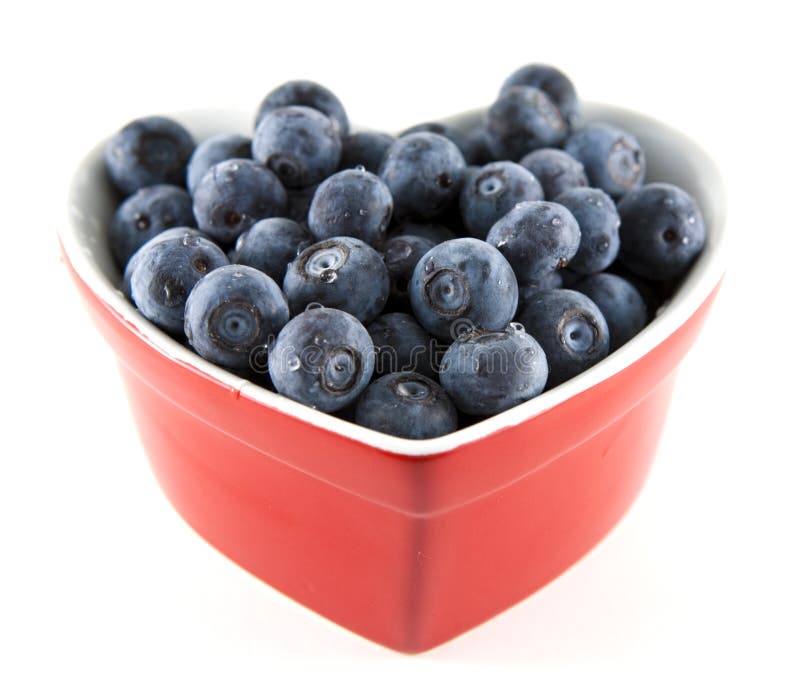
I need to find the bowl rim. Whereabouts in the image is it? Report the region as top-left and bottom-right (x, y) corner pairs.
(60, 102), (727, 457)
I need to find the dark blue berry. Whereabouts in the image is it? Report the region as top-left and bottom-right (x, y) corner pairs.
(519, 148), (588, 200)
(399, 122), (472, 163)
(462, 125), (494, 166)
(283, 236), (389, 324)
(122, 227), (207, 299)
(379, 132), (466, 220)
(307, 168), (393, 246)
(104, 116), (195, 196)
(339, 131), (395, 173)
(573, 272), (648, 352)
(354, 373), (457, 439)
(439, 324), (548, 416)
(486, 201), (581, 283)
(486, 86), (568, 160)
(252, 106), (342, 188)
(500, 63), (580, 127)
(367, 312), (437, 379)
(565, 123), (645, 198)
(192, 158), (288, 245)
(186, 133), (251, 194)
(255, 80), (349, 136)
(459, 161), (544, 238)
(617, 183), (706, 281)
(409, 238), (519, 340)
(129, 229), (228, 335)
(381, 234), (436, 309)
(516, 289), (610, 387)
(184, 265), (289, 369)
(268, 306), (374, 412)
(110, 184), (194, 267)
(229, 217), (312, 285)
(554, 187), (620, 274)
(607, 262), (661, 318)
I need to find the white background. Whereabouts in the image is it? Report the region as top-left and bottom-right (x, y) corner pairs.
(2, 1), (798, 687)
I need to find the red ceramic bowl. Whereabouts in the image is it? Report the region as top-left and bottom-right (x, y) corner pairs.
(59, 104), (725, 653)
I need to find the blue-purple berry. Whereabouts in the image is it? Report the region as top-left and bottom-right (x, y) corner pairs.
(554, 187), (620, 274)
(486, 201), (581, 283)
(184, 265), (289, 369)
(252, 106), (342, 188)
(459, 161), (544, 239)
(440, 325), (548, 415)
(486, 86), (568, 160)
(355, 373), (457, 439)
(105, 116), (195, 196)
(519, 148), (588, 200)
(516, 289), (610, 387)
(129, 229), (228, 335)
(283, 236), (389, 324)
(308, 168), (393, 246)
(192, 159), (288, 245)
(268, 307), (374, 412)
(110, 184), (194, 267)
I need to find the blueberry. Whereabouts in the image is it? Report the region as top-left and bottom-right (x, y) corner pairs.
(192, 158), (288, 245)
(367, 312), (438, 379)
(459, 161), (544, 239)
(354, 373), (457, 439)
(486, 86), (568, 161)
(607, 262), (662, 318)
(439, 324), (548, 416)
(129, 229), (228, 335)
(252, 106), (342, 188)
(409, 238), (519, 341)
(518, 271), (564, 303)
(379, 132), (466, 221)
(121, 227), (207, 300)
(268, 306), (374, 412)
(516, 289), (610, 387)
(229, 217), (312, 285)
(110, 184), (194, 267)
(462, 125), (494, 166)
(573, 273), (648, 352)
(307, 168), (393, 246)
(283, 236), (389, 324)
(184, 265), (289, 369)
(255, 80), (350, 136)
(486, 201), (581, 283)
(399, 122), (472, 163)
(186, 133), (251, 194)
(382, 234), (436, 309)
(554, 187), (620, 274)
(104, 116), (195, 196)
(386, 221), (456, 246)
(519, 148), (588, 200)
(565, 123), (645, 198)
(339, 131), (395, 173)
(501, 63), (580, 128)
(617, 183), (706, 281)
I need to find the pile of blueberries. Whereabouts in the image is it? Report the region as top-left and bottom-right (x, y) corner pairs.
(105, 64), (706, 440)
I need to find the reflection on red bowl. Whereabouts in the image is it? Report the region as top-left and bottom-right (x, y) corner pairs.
(59, 104), (725, 653)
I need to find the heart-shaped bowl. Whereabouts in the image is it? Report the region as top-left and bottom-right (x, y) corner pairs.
(59, 103), (725, 653)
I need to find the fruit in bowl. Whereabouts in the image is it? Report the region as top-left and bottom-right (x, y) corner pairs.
(59, 64), (724, 652)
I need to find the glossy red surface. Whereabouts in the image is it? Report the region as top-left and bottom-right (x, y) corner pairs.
(65, 247), (719, 652)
